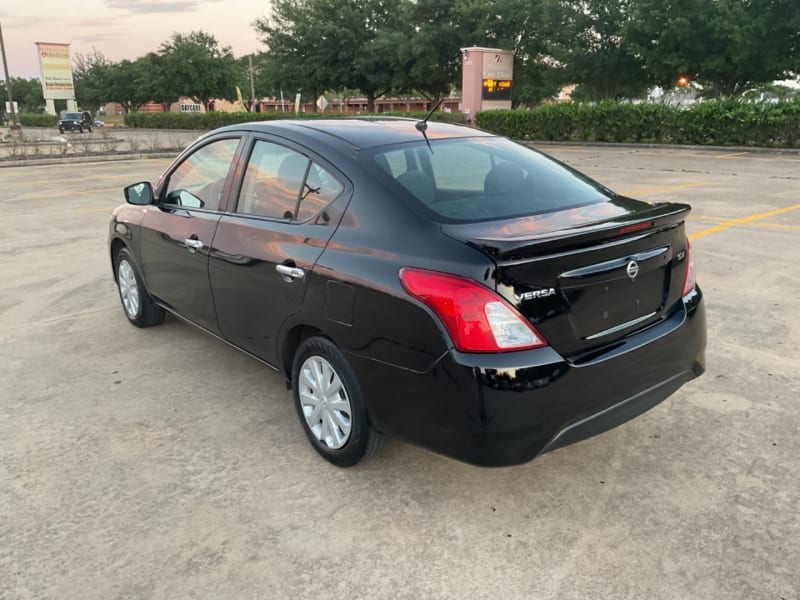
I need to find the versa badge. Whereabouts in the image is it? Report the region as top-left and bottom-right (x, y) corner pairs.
(515, 288), (557, 301)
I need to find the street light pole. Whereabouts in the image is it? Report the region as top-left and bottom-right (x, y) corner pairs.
(248, 55), (256, 112)
(0, 20), (21, 130)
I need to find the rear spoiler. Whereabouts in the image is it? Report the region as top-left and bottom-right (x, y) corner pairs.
(441, 200), (691, 261)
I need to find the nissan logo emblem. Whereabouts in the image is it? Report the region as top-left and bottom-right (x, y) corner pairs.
(626, 260), (640, 280)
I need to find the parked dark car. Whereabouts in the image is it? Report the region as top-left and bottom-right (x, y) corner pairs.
(109, 119), (706, 467)
(58, 111), (93, 133)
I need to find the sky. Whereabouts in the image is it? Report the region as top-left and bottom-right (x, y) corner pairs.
(2, 0), (271, 79)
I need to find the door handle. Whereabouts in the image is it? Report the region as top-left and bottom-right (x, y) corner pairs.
(276, 264), (305, 280)
(184, 238), (204, 250)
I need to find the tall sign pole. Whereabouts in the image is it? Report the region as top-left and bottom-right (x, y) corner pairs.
(0, 20), (20, 130)
(35, 42), (76, 114)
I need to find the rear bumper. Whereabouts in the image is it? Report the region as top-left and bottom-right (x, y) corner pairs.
(349, 288), (706, 467)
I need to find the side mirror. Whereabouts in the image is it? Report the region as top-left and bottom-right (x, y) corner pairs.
(124, 182), (154, 205)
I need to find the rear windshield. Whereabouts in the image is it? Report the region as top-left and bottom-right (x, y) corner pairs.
(365, 137), (612, 222)
(62, 113), (83, 119)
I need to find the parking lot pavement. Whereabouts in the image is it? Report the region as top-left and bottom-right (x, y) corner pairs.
(1, 147), (798, 599)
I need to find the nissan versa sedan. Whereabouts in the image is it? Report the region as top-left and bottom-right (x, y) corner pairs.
(109, 118), (706, 467)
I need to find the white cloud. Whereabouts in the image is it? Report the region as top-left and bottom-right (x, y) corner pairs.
(105, 0), (222, 13)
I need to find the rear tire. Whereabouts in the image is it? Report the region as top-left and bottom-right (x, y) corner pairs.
(115, 248), (164, 328)
(291, 336), (385, 467)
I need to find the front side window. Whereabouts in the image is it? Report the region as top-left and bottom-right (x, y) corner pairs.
(368, 137), (612, 223)
(164, 138), (239, 211)
(237, 140), (343, 221)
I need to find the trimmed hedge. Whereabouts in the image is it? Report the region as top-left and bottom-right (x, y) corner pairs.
(18, 114), (59, 127)
(475, 99), (800, 148)
(124, 110), (465, 130)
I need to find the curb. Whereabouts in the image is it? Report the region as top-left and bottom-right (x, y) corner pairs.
(0, 152), (177, 168)
(3, 139), (799, 169)
(522, 140), (800, 156)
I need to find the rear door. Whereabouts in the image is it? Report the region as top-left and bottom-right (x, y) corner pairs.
(209, 137), (350, 365)
(139, 136), (242, 333)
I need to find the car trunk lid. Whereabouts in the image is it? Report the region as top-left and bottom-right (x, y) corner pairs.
(442, 198), (692, 356)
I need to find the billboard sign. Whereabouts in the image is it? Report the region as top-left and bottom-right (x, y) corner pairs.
(481, 52), (514, 81)
(36, 42), (75, 100)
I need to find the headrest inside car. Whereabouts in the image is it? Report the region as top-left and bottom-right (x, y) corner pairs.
(396, 170), (436, 205)
(484, 162), (527, 195)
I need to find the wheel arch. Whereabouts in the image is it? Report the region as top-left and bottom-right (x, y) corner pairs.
(110, 237), (127, 278)
(280, 324), (326, 383)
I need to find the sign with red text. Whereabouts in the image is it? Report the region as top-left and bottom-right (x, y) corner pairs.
(36, 42), (75, 100)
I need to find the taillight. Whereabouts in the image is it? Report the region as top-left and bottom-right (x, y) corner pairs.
(681, 239), (696, 296)
(399, 268), (548, 352)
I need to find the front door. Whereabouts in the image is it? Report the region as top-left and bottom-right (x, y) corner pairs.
(139, 136), (242, 333)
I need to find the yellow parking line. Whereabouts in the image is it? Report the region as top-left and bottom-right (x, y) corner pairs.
(18, 187), (120, 201)
(690, 215), (727, 222)
(77, 206), (116, 214)
(715, 151), (750, 158)
(746, 222), (800, 232)
(8, 160), (173, 187)
(26, 174), (127, 185)
(690, 203), (800, 241)
(623, 182), (710, 196)
(691, 214), (800, 232)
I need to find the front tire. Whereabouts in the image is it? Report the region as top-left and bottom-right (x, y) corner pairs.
(115, 248), (164, 328)
(292, 337), (385, 467)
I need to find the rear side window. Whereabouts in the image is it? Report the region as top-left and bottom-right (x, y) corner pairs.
(368, 137), (612, 222)
(237, 140), (343, 221)
(296, 163), (344, 221)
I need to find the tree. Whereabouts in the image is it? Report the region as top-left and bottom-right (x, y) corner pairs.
(233, 53), (280, 111)
(457, 0), (562, 106)
(547, 0), (647, 101)
(158, 31), (237, 110)
(626, 0), (799, 96)
(136, 52), (181, 111)
(255, 0), (327, 107)
(0, 77), (45, 112)
(255, 0), (404, 112)
(73, 48), (112, 112)
(369, 0), (457, 103)
(100, 59), (151, 113)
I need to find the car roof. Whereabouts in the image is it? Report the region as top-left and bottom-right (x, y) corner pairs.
(219, 118), (494, 150)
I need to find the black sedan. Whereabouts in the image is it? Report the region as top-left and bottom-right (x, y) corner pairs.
(109, 118), (706, 467)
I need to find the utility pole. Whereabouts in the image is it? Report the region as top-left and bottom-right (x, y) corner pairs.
(248, 55), (256, 112)
(0, 20), (21, 133)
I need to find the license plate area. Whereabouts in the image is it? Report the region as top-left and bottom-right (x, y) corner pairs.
(559, 246), (671, 340)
